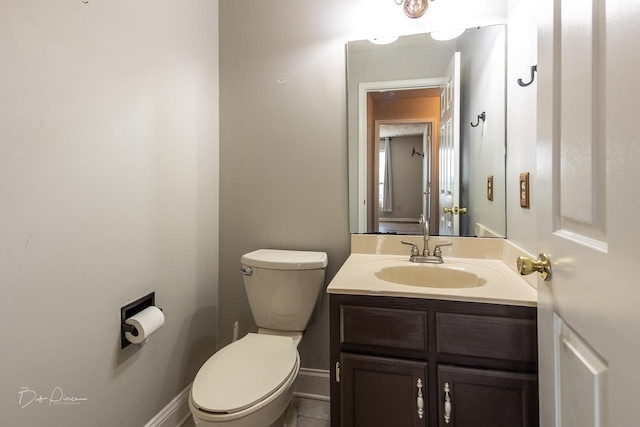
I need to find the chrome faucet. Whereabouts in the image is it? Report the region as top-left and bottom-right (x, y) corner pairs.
(401, 214), (453, 263)
(401, 240), (454, 264)
(419, 214), (430, 256)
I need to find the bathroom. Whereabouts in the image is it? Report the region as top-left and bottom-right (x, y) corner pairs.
(2, 0), (639, 426)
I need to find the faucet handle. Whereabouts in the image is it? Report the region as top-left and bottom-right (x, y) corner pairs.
(401, 240), (420, 256)
(433, 241), (453, 257)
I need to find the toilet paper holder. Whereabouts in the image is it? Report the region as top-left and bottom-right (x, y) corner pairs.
(122, 323), (138, 336)
(121, 292), (162, 349)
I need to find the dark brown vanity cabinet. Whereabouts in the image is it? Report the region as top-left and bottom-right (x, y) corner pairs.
(340, 353), (428, 427)
(330, 294), (538, 427)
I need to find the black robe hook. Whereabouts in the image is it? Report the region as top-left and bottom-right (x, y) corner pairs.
(470, 112), (486, 128)
(517, 65), (537, 87)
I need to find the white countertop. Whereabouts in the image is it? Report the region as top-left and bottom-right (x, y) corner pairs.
(326, 253), (537, 307)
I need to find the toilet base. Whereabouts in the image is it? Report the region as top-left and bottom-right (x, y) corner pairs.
(260, 400), (297, 427)
(282, 400), (297, 427)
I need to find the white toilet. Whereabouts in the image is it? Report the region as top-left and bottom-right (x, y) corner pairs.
(188, 249), (328, 427)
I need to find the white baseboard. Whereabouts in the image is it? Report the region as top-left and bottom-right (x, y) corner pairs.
(145, 383), (193, 427)
(293, 368), (330, 401)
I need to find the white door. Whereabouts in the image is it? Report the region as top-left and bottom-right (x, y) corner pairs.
(536, 0), (640, 425)
(439, 52), (461, 236)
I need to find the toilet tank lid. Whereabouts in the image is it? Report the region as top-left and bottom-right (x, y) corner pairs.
(241, 249), (328, 270)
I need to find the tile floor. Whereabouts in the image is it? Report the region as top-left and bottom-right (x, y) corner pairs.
(294, 396), (331, 427)
(183, 396), (330, 427)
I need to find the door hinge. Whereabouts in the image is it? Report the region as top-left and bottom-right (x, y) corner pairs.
(335, 362), (340, 383)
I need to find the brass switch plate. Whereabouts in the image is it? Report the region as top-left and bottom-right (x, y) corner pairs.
(520, 172), (530, 208)
(487, 175), (494, 201)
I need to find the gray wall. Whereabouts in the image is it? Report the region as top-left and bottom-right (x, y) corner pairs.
(219, 0), (509, 370)
(0, 1), (219, 425)
(218, 0), (351, 369)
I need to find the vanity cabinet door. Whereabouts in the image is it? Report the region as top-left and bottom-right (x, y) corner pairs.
(340, 352), (428, 427)
(436, 365), (538, 427)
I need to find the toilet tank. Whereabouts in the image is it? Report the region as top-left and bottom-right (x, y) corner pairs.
(241, 249), (328, 332)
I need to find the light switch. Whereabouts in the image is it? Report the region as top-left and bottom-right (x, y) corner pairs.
(520, 172), (530, 208)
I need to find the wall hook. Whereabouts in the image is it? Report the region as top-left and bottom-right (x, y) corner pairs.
(470, 112), (486, 127)
(517, 65), (537, 87)
(412, 147), (424, 157)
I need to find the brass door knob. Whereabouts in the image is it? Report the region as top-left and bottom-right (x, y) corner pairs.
(517, 253), (552, 281)
(443, 207), (454, 214)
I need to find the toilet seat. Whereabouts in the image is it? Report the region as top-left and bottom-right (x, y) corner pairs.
(191, 333), (298, 414)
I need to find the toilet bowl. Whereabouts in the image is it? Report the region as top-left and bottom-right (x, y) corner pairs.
(189, 334), (299, 427)
(189, 249), (328, 427)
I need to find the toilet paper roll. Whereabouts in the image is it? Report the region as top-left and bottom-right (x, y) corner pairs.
(125, 306), (165, 344)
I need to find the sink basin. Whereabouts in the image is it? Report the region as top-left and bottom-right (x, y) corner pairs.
(375, 264), (486, 288)
(327, 252), (537, 306)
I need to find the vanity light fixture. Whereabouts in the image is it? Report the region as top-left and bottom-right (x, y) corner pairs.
(395, 0), (431, 19)
(430, 28), (466, 41)
(369, 36), (400, 45)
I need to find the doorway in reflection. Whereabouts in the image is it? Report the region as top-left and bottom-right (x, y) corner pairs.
(368, 88), (440, 235)
(377, 129), (430, 235)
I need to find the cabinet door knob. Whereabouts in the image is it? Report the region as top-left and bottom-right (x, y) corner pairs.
(444, 382), (452, 424)
(517, 253), (552, 281)
(417, 378), (424, 419)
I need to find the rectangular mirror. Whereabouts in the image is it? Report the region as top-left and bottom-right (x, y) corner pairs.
(347, 25), (506, 237)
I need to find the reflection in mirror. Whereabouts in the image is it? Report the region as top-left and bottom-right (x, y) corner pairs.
(378, 120), (432, 235)
(347, 25), (507, 238)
